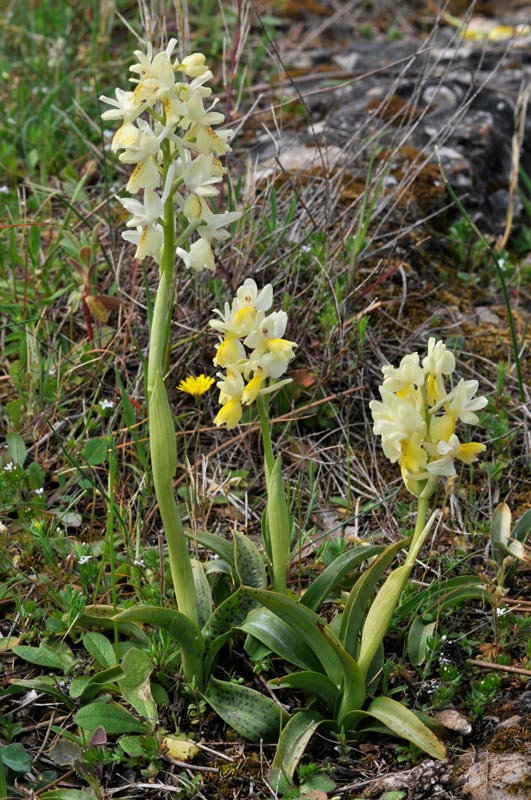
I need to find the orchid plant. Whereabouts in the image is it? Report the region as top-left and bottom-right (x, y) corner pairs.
(93, 38), (490, 788)
(99, 40), (241, 684)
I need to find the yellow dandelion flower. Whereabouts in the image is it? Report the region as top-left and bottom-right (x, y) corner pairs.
(178, 374), (215, 398)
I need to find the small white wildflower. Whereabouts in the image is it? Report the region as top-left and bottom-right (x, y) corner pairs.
(3, 462), (15, 472)
(78, 555), (93, 565)
(99, 398), (115, 410)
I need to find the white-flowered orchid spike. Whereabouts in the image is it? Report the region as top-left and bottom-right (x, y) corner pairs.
(370, 339), (486, 497)
(209, 281), (297, 428)
(101, 40), (239, 267)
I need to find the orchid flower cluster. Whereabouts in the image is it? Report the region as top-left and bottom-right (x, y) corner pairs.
(100, 39), (239, 270)
(370, 338), (487, 498)
(209, 279), (297, 429)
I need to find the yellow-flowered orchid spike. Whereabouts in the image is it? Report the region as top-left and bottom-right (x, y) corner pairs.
(371, 339), (486, 497)
(209, 280), (297, 429)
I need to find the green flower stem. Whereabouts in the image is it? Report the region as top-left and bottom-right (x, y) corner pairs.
(146, 151), (200, 681)
(257, 395), (275, 480)
(408, 494), (429, 561)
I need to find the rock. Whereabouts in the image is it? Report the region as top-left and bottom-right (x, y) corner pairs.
(455, 751), (531, 799)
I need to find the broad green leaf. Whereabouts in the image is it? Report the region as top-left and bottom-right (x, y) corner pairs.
(365, 696), (446, 760)
(202, 588), (257, 677)
(233, 530), (267, 589)
(82, 437), (108, 466)
(69, 665), (124, 701)
(8, 677), (75, 708)
(202, 587), (257, 643)
(512, 507), (531, 544)
(83, 632), (117, 669)
(358, 564), (411, 678)
(340, 538), (407, 659)
(301, 543), (386, 611)
(204, 677), (286, 743)
(27, 461), (45, 489)
(113, 606), (202, 665)
(241, 607), (323, 672)
(407, 617), (437, 666)
(47, 740), (83, 767)
(13, 640), (77, 674)
(191, 559), (213, 629)
(118, 648), (157, 721)
(242, 588), (344, 686)
(270, 671), (339, 709)
(320, 626), (365, 725)
(0, 742), (32, 772)
(185, 528), (234, 565)
(74, 701), (147, 738)
(6, 432), (26, 466)
(395, 575), (490, 621)
(270, 710), (325, 785)
(118, 735), (149, 758)
(80, 605), (149, 646)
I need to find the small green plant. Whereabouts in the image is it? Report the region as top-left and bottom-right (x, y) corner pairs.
(490, 502), (531, 589)
(467, 672), (503, 719)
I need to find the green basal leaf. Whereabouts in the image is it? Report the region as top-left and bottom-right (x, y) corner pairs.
(320, 626), (365, 725)
(202, 587), (258, 677)
(407, 617), (437, 667)
(82, 437), (108, 466)
(364, 696), (446, 760)
(6, 431), (26, 466)
(13, 640), (78, 674)
(395, 576), (490, 621)
(185, 528), (234, 565)
(270, 670), (339, 709)
(191, 558), (213, 630)
(82, 631), (117, 669)
(512, 507), (531, 544)
(301, 543), (386, 611)
(113, 606), (203, 666)
(204, 677), (287, 743)
(80, 605), (149, 646)
(0, 742), (32, 773)
(118, 648), (157, 721)
(241, 606), (323, 672)
(270, 710), (325, 786)
(74, 701), (148, 738)
(340, 538), (407, 659)
(69, 665), (124, 701)
(242, 588), (344, 686)
(202, 587), (257, 643)
(8, 677), (75, 708)
(233, 530), (267, 589)
(358, 564), (411, 678)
